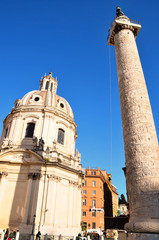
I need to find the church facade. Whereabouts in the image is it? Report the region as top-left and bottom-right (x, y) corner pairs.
(0, 72), (84, 238)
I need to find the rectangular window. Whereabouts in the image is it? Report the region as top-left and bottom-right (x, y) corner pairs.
(92, 181), (96, 187)
(83, 190), (86, 194)
(83, 211), (86, 217)
(84, 180), (87, 186)
(57, 128), (65, 145)
(45, 81), (49, 90)
(83, 199), (86, 206)
(4, 128), (8, 138)
(92, 200), (96, 208)
(25, 123), (35, 138)
(92, 211), (96, 217)
(92, 171), (96, 175)
(92, 190), (96, 195)
(92, 222), (96, 229)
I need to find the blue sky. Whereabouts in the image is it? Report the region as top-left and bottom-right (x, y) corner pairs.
(0, 0), (159, 198)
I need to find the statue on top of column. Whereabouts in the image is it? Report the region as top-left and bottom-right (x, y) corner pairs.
(116, 7), (125, 17)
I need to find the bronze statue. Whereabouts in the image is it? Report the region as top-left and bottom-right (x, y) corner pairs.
(116, 7), (125, 17)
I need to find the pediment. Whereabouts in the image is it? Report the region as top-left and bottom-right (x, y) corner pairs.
(0, 149), (44, 164)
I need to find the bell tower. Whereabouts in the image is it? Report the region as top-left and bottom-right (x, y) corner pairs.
(108, 7), (159, 238)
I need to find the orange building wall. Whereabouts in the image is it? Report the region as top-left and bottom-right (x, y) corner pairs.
(81, 168), (105, 231)
(81, 168), (118, 232)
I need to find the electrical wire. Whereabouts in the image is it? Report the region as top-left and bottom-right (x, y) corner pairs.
(109, 45), (113, 175)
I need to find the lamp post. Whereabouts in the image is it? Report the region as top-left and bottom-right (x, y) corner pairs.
(31, 214), (36, 240)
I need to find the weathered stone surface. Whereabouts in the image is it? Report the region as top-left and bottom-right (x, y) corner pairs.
(119, 232), (159, 240)
(108, 14), (159, 233)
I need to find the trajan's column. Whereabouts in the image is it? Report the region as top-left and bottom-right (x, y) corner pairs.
(108, 7), (159, 239)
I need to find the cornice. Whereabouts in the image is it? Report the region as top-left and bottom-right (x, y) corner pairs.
(9, 105), (76, 127)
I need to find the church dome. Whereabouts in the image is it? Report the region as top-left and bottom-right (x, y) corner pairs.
(0, 71), (83, 237)
(0, 72), (78, 160)
(13, 72), (74, 119)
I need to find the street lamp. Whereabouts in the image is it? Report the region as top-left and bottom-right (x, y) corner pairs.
(31, 214), (36, 240)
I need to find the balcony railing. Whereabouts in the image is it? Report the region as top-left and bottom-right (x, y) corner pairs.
(107, 18), (141, 41)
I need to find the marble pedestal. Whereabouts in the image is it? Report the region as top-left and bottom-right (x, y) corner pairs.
(118, 232), (159, 240)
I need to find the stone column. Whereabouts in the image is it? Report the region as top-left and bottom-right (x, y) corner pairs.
(23, 174), (34, 223)
(26, 173), (41, 224)
(0, 172), (8, 208)
(52, 175), (62, 227)
(108, 11), (159, 233)
(8, 117), (17, 140)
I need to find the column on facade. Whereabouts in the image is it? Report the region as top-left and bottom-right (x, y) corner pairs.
(75, 184), (82, 228)
(52, 88), (57, 108)
(71, 181), (76, 228)
(46, 117), (54, 148)
(52, 176), (62, 227)
(42, 173), (50, 225)
(26, 173), (41, 224)
(8, 117), (17, 142)
(0, 172), (8, 211)
(47, 176), (57, 226)
(23, 174), (34, 224)
(45, 80), (51, 106)
(41, 114), (49, 145)
(72, 182), (81, 228)
(67, 126), (71, 154)
(37, 172), (49, 228)
(31, 173), (42, 224)
(66, 181), (74, 228)
(12, 116), (22, 143)
(44, 174), (65, 227)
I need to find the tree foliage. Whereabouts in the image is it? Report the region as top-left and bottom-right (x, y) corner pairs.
(119, 194), (127, 204)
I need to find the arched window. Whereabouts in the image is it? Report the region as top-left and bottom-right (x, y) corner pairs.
(45, 81), (49, 90)
(4, 127), (8, 138)
(57, 128), (65, 145)
(50, 82), (53, 92)
(25, 123), (35, 138)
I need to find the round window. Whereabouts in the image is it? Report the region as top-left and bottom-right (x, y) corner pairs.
(34, 97), (40, 102)
(60, 103), (64, 108)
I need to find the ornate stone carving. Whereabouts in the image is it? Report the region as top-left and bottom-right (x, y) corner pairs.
(28, 172), (42, 180)
(125, 222), (159, 233)
(0, 171), (8, 178)
(33, 136), (38, 148)
(39, 137), (45, 150)
(47, 174), (61, 182)
(75, 149), (81, 162)
(69, 180), (81, 188)
(33, 137), (45, 150)
(2, 139), (13, 149)
(108, 10), (159, 233)
(53, 140), (57, 150)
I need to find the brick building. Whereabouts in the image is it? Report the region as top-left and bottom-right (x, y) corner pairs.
(81, 167), (118, 233)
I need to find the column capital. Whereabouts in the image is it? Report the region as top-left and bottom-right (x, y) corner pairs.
(47, 174), (61, 182)
(0, 171), (8, 178)
(107, 16), (141, 46)
(28, 172), (42, 180)
(69, 180), (81, 188)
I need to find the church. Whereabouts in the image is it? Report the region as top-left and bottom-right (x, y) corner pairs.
(0, 72), (84, 238)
